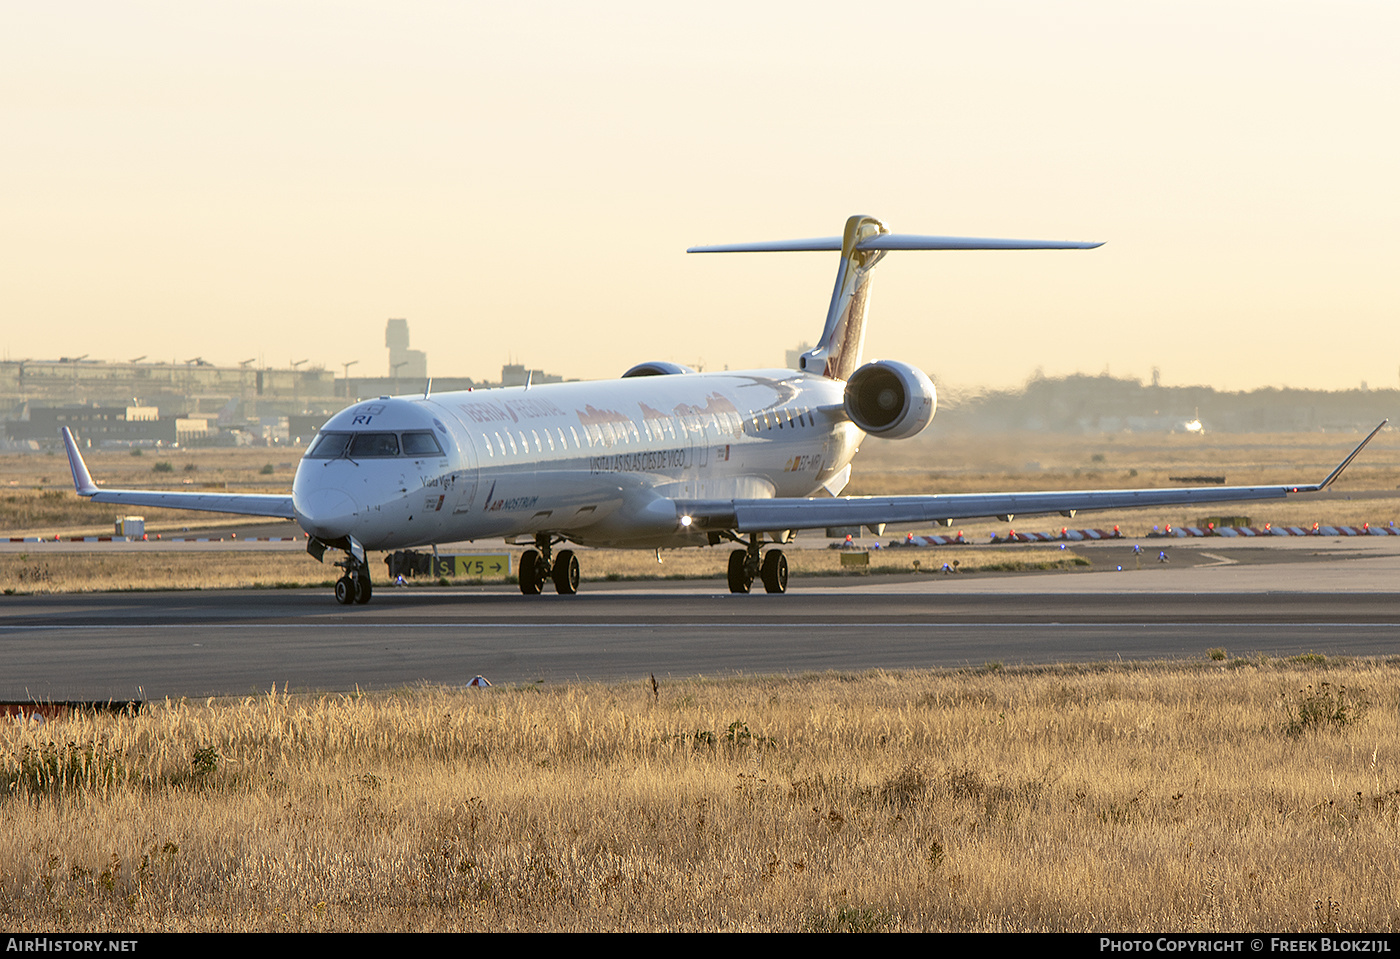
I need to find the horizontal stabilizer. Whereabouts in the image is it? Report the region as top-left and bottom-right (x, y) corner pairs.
(690, 215), (1104, 382)
(688, 234), (1103, 253)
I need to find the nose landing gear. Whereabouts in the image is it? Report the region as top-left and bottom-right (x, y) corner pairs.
(519, 534), (580, 596)
(308, 534), (374, 605)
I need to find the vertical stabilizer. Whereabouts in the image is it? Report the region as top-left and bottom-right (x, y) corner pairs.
(687, 217), (1102, 382)
(799, 215), (888, 381)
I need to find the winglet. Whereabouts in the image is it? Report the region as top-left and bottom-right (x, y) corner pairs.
(60, 427), (100, 496)
(1313, 420), (1387, 491)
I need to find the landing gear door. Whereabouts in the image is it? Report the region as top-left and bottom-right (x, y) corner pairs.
(451, 462), (479, 514)
(450, 432), (479, 514)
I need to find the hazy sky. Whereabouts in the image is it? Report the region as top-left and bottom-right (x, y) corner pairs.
(4, 1), (1397, 394)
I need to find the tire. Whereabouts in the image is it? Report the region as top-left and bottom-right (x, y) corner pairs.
(353, 572), (373, 604)
(727, 549), (752, 594)
(519, 549), (543, 595)
(553, 549), (580, 595)
(334, 576), (354, 605)
(760, 550), (788, 594)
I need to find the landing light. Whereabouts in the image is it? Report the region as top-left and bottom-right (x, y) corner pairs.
(681, 515), (693, 527)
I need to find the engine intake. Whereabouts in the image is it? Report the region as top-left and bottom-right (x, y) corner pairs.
(843, 360), (936, 439)
(621, 361), (696, 378)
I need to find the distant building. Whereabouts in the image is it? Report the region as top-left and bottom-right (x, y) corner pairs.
(0, 358), (336, 419)
(8, 404), (177, 447)
(386, 318), (428, 380)
(500, 363), (564, 388)
(288, 413), (331, 444)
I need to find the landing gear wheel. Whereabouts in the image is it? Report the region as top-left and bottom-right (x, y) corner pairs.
(519, 549), (544, 595)
(335, 575), (355, 605)
(353, 571), (373, 604)
(761, 549), (788, 594)
(553, 549), (580, 595)
(727, 549), (752, 594)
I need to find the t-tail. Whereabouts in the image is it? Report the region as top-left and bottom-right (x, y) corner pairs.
(688, 214), (1104, 381)
(805, 214), (888, 380)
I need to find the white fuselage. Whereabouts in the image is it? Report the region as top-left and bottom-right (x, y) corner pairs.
(291, 369), (862, 550)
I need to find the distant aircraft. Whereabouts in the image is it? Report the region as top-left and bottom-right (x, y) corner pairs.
(61, 215), (1386, 603)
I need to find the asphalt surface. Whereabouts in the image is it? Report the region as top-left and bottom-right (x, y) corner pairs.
(3, 538), (1399, 699)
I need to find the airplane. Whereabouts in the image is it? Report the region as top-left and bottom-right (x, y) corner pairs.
(60, 214), (1386, 604)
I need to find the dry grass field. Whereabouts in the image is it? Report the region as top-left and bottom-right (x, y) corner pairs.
(4, 432), (1398, 932)
(3, 660), (1398, 932)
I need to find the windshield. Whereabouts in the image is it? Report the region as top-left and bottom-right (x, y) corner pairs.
(347, 432), (400, 457)
(306, 432), (351, 458)
(401, 431), (445, 456)
(306, 430), (445, 459)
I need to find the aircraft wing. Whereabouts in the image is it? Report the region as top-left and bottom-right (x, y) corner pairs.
(61, 427), (297, 519)
(678, 421), (1387, 533)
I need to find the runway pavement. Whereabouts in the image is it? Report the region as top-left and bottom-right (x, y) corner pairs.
(3, 537), (1399, 700)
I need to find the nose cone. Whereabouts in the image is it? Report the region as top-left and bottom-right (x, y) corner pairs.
(295, 488), (359, 540)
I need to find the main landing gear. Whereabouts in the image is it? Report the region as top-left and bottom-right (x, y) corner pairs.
(726, 536), (788, 594)
(518, 533), (580, 596)
(334, 567), (372, 605)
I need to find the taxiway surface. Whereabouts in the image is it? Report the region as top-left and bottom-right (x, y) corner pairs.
(3, 538), (1398, 699)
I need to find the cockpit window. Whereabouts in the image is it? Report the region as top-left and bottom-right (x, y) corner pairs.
(307, 429), (443, 458)
(306, 432), (352, 458)
(348, 432), (400, 457)
(402, 431), (445, 457)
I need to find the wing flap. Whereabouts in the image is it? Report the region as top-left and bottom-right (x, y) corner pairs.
(724, 485), (1299, 533)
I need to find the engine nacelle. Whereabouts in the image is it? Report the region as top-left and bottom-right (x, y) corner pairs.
(843, 360), (937, 440)
(621, 361), (697, 378)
